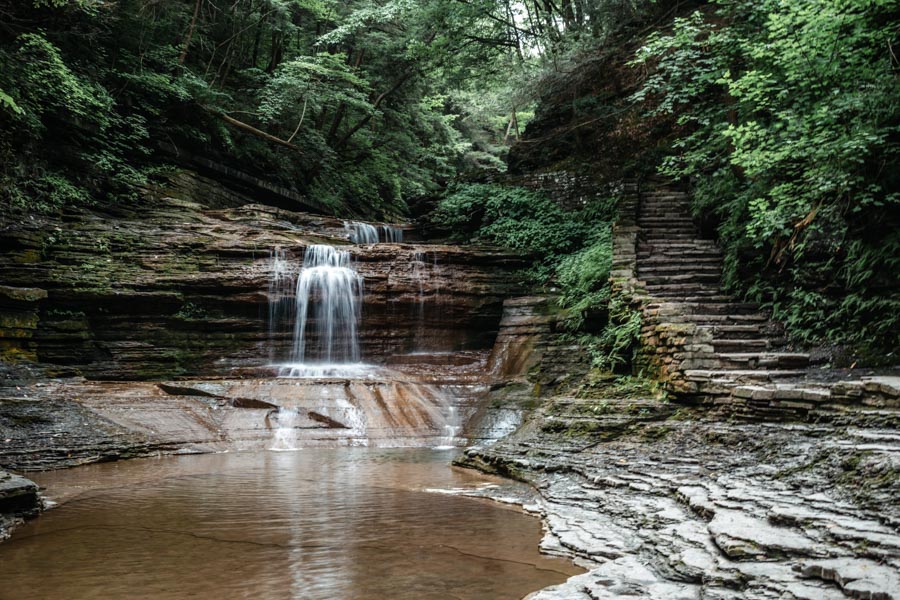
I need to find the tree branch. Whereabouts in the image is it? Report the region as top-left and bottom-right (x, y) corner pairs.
(205, 107), (302, 152)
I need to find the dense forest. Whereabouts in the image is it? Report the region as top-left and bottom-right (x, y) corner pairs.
(1, 0), (898, 357)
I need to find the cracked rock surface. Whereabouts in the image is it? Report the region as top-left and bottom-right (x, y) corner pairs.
(458, 392), (900, 600)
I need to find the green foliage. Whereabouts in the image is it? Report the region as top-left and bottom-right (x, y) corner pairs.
(1, 0), (543, 217)
(0, 89), (22, 114)
(433, 182), (596, 256)
(632, 0), (900, 352)
(11, 32), (113, 128)
(433, 182), (627, 360)
(555, 227), (613, 329)
(577, 297), (643, 372)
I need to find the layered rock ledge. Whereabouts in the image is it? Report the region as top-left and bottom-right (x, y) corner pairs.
(458, 387), (900, 600)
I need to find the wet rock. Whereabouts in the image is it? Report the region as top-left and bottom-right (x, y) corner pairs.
(708, 510), (820, 559)
(0, 470), (40, 540)
(460, 385), (900, 600)
(801, 558), (900, 600)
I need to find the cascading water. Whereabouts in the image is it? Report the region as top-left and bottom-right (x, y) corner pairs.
(413, 251), (427, 345)
(291, 245), (363, 365)
(263, 243), (465, 449)
(269, 407), (301, 451)
(345, 222), (379, 244)
(268, 247), (296, 360)
(345, 221), (404, 244)
(380, 225), (403, 243)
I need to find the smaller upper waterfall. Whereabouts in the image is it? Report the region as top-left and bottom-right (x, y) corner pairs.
(380, 225), (403, 243)
(345, 221), (404, 244)
(345, 222), (379, 244)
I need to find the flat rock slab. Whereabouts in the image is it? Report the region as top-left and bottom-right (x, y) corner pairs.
(709, 509), (822, 559)
(802, 558), (900, 600)
(529, 556), (701, 600)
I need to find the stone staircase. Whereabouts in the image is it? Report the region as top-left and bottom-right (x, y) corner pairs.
(636, 186), (811, 377)
(611, 179), (900, 418)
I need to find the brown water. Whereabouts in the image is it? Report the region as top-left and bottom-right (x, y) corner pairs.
(0, 449), (580, 600)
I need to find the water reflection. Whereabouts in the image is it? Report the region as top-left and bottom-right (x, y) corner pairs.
(1, 449), (580, 600)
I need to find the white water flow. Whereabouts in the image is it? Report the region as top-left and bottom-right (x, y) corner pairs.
(345, 221), (404, 244)
(345, 222), (379, 244)
(269, 407), (301, 451)
(413, 251), (427, 345)
(268, 248), (296, 360)
(292, 245), (364, 365)
(380, 225), (404, 243)
(435, 405), (461, 449)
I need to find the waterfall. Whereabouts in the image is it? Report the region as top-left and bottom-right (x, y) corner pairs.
(380, 225), (403, 243)
(291, 245), (364, 365)
(268, 248), (296, 360)
(435, 405), (461, 449)
(413, 251), (427, 348)
(345, 222), (379, 245)
(345, 221), (404, 244)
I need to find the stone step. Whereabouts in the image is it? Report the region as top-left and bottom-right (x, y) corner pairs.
(640, 272), (721, 284)
(717, 352), (810, 369)
(657, 302), (764, 316)
(637, 256), (724, 267)
(641, 198), (689, 204)
(712, 338), (771, 351)
(639, 225), (697, 232)
(640, 228), (700, 235)
(638, 246), (720, 255)
(732, 384), (833, 403)
(645, 283), (722, 294)
(678, 313), (770, 324)
(642, 193), (689, 199)
(639, 210), (691, 218)
(697, 324), (765, 338)
(640, 234), (705, 242)
(638, 249), (719, 258)
(672, 295), (741, 303)
(636, 263), (722, 274)
(638, 239), (719, 247)
(640, 213), (692, 220)
(638, 253), (722, 262)
(640, 203), (691, 211)
(638, 217), (695, 226)
(687, 369), (809, 384)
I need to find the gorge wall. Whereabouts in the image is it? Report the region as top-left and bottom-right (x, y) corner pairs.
(0, 170), (527, 380)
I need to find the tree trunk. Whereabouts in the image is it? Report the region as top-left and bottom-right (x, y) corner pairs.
(266, 31), (283, 73)
(335, 71), (416, 150)
(178, 0), (203, 65)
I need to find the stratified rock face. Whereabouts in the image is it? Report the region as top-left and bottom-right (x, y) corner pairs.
(0, 171), (526, 380)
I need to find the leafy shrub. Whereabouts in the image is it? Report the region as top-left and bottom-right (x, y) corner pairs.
(576, 297), (643, 372)
(432, 182), (592, 256)
(555, 226), (613, 329)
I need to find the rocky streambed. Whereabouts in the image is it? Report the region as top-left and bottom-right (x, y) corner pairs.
(457, 382), (900, 600)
